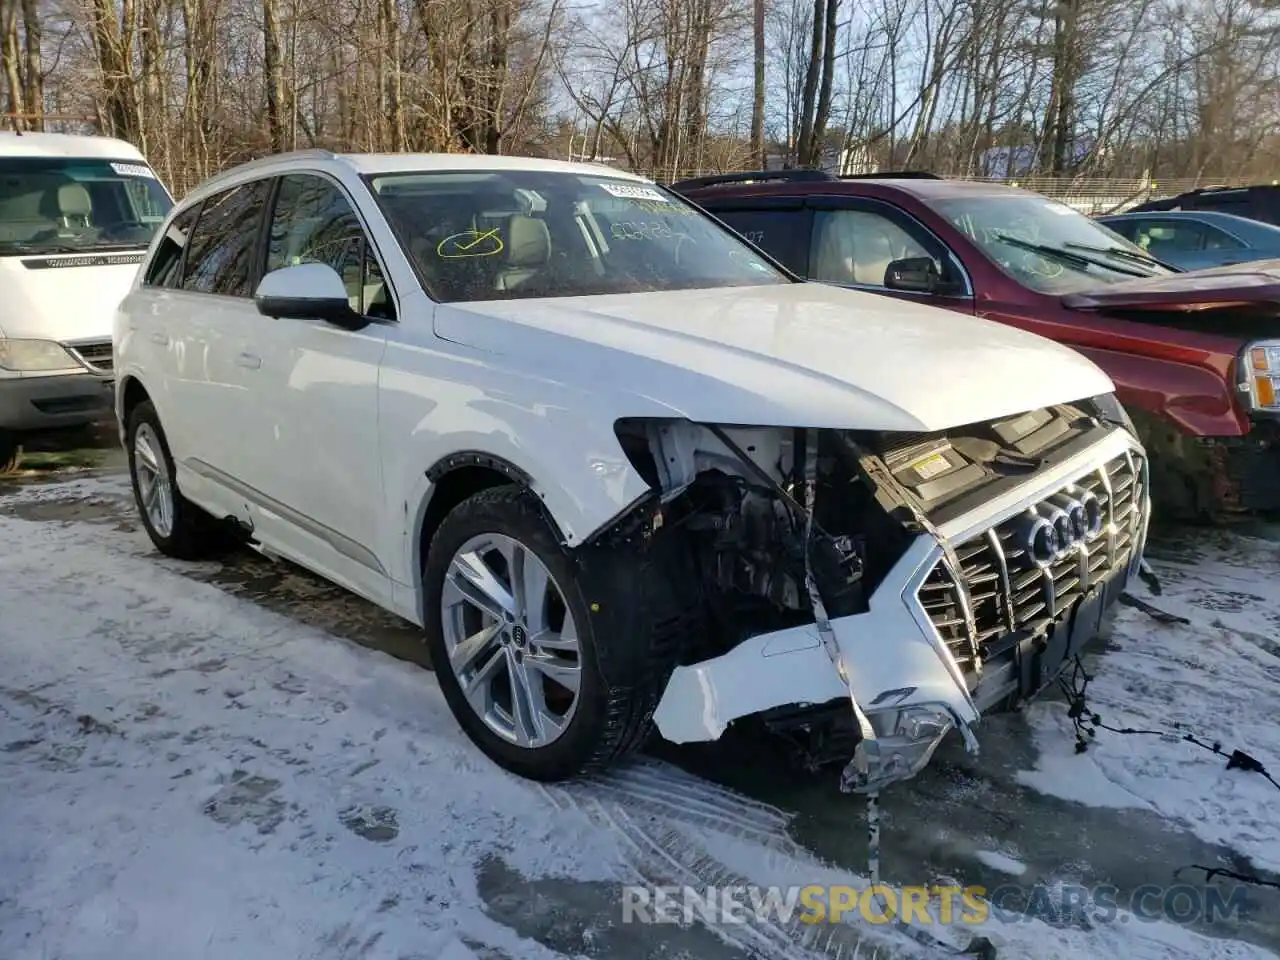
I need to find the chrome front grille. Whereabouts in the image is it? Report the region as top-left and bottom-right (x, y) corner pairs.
(67, 340), (113, 373)
(918, 450), (1146, 674)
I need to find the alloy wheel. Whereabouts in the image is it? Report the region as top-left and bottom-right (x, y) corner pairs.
(440, 533), (582, 748)
(133, 422), (175, 538)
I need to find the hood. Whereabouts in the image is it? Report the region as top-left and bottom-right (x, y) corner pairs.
(1062, 259), (1280, 311)
(0, 250), (145, 342)
(434, 283), (1114, 433)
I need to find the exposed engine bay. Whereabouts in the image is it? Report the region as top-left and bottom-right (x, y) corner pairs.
(600, 396), (1138, 785)
(611, 400), (1112, 655)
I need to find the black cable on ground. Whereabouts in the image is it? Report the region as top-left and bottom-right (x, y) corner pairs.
(1173, 865), (1280, 892)
(1058, 658), (1280, 792)
(1058, 655), (1280, 892)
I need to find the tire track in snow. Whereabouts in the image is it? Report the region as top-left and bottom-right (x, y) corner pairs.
(546, 759), (920, 960)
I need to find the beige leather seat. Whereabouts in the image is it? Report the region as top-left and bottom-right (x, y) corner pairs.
(43, 182), (93, 229)
(495, 215), (550, 290)
(852, 230), (896, 286)
(811, 216), (857, 285)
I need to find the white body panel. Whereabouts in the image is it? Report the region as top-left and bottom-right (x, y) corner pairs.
(0, 255), (145, 342)
(0, 132), (150, 161)
(435, 285), (1113, 433)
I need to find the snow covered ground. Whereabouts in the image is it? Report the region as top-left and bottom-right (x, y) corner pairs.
(1018, 528), (1280, 875)
(1, 472), (1278, 960)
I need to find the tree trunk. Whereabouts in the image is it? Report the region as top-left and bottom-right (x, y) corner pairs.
(808, 0), (837, 166)
(383, 0), (404, 150)
(795, 0), (823, 165)
(89, 0), (145, 148)
(751, 0), (765, 167)
(1, 0), (23, 131)
(263, 0), (287, 151)
(485, 1), (510, 153)
(18, 0), (39, 128)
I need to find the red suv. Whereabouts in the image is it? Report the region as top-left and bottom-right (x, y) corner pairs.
(673, 170), (1280, 518)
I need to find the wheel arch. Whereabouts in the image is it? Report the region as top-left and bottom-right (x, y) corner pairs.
(118, 374), (152, 420)
(412, 452), (567, 621)
(116, 375), (153, 440)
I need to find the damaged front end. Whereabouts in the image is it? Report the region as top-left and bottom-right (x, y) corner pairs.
(597, 399), (1150, 794)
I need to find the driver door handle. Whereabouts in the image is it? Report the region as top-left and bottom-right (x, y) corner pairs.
(235, 352), (262, 370)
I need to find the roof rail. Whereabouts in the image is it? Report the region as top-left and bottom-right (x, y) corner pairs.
(838, 170), (943, 180)
(194, 148), (345, 191)
(668, 169), (836, 191)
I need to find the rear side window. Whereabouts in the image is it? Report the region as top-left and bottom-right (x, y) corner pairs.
(712, 208), (810, 275)
(1128, 218), (1244, 255)
(810, 208), (935, 287)
(143, 205), (201, 288)
(181, 180), (272, 297)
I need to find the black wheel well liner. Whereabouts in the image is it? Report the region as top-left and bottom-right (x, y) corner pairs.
(418, 451), (565, 577)
(119, 376), (151, 424)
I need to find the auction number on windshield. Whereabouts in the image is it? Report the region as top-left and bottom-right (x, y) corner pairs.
(610, 220), (675, 241)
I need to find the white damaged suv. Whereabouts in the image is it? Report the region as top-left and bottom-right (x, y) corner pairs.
(114, 152), (1151, 792)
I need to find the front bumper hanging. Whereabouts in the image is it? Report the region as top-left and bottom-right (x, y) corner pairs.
(652, 427), (1151, 794)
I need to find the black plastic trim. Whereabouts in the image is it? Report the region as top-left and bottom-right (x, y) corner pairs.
(425, 450), (534, 486)
(669, 169), (835, 191)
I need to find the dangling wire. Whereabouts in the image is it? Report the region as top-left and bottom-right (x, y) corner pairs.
(1059, 654), (1280, 893)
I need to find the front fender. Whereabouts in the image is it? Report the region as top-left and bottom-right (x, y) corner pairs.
(378, 351), (671, 588)
(1072, 343), (1248, 438)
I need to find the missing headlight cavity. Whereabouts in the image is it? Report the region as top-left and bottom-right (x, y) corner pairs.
(608, 419), (909, 655)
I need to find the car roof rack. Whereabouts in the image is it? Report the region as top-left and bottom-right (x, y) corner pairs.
(838, 171), (943, 180)
(668, 169), (836, 191)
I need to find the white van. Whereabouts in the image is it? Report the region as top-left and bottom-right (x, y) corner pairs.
(0, 132), (174, 471)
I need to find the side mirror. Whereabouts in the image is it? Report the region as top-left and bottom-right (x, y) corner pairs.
(883, 256), (944, 294)
(254, 263), (368, 331)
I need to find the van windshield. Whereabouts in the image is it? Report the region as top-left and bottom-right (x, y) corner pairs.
(0, 157), (174, 256)
(366, 170), (789, 302)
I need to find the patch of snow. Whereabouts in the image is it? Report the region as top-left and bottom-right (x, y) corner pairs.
(689, 823), (1277, 960)
(1017, 539), (1280, 874)
(1, 472), (130, 504)
(0, 510), (623, 959)
(1015, 715), (1155, 811)
(973, 850), (1028, 877)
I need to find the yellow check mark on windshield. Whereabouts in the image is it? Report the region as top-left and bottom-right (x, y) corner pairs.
(438, 228), (504, 259)
(456, 228), (500, 250)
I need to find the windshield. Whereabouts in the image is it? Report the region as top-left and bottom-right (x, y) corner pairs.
(0, 156), (173, 256)
(932, 195), (1176, 294)
(366, 170), (790, 302)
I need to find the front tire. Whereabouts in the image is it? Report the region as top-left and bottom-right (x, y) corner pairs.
(423, 486), (688, 781)
(125, 400), (222, 560)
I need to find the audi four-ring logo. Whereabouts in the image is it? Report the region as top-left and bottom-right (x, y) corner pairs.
(1015, 489), (1105, 568)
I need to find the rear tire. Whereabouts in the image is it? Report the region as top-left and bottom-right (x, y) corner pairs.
(125, 400), (224, 560)
(423, 485), (691, 781)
